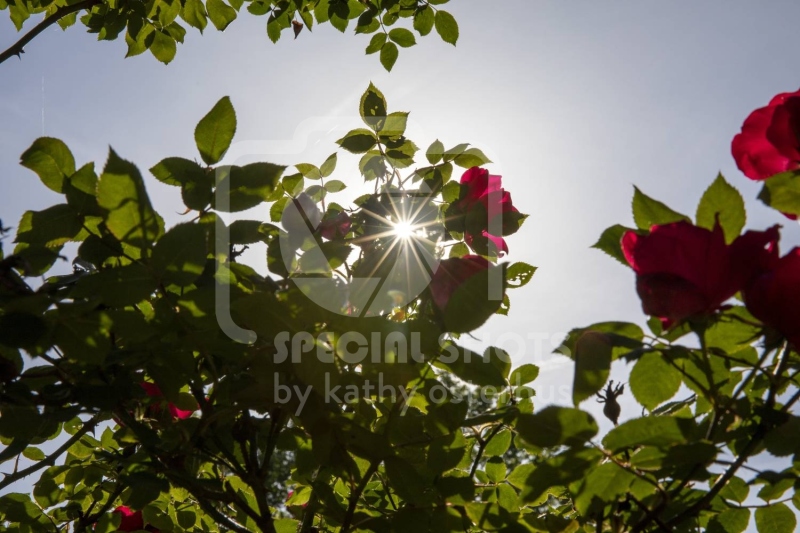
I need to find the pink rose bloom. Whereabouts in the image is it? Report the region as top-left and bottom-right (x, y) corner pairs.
(745, 247), (800, 347)
(622, 221), (779, 327)
(457, 167), (519, 256)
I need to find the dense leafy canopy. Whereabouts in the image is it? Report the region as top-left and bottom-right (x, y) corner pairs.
(0, 0), (459, 69)
(3, 3), (800, 533)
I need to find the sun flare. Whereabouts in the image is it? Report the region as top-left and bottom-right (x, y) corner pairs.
(392, 220), (416, 240)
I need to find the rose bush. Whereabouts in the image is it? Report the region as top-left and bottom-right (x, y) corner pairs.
(4, 52), (800, 533)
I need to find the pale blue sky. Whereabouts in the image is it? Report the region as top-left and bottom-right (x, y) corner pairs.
(2, 1), (800, 521)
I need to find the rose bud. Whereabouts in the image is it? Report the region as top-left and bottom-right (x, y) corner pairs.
(622, 221), (779, 327)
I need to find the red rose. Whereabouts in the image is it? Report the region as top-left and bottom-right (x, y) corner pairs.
(318, 211), (351, 240)
(112, 506), (144, 532)
(140, 382), (196, 420)
(744, 247), (800, 347)
(732, 89), (800, 181)
(622, 221), (779, 327)
(429, 255), (490, 311)
(454, 167), (520, 256)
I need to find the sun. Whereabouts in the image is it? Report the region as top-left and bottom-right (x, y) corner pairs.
(392, 220), (416, 240)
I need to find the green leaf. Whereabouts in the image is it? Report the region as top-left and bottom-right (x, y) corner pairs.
(602, 417), (697, 452)
(206, 0), (236, 30)
(632, 186), (690, 230)
(755, 503), (795, 533)
(379, 111), (408, 138)
(413, 5), (434, 36)
(20, 137), (76, 193)
(464, 502), (509, 531)
(718, 476), (750, 504)
(449, 242), (468, 258)
(509, 364), (539, 387)
(227, 220), (263, 244)
(295, 163), (321, 180)
(592, 224), (632, 266)
(764, 415), (800, 457)
(572, 331), (612, 405)
(708, 508), (750, 533)
(696, 174), (746, 243)
(453, 148), (491, 168)
(572, 462), (635, 516)
(441, 263), (505, 333)
(556, 321), (644, 360)
(365, 32), (386, 54)
(180, 0), (208, 32)
(442, 181), (460, 203)
(152, 223), (207, 286)
(360, 83), (387, 128)
(427, 139), (444, 165)
(484, 429), (512, 457)
(519, 448), (602, 504)
(73, 263), (158, 307)
(97, 149), (163, 249)
(266, 15), (281, 43)
(12, 243), (63, 276)
(426, 432), (468, 473)
(22, 447), (45, 461)
(758, 170), (800, 217)
(505, 262), (536, 289)
(380, 41), (399, 71)
(485, 456), (506, 483)
(212, 163), (284, 212)
(122, 472), (169, 509)
(324, 180), (346, 193)
(388, 27), (415, 47)
(270, 196), (288, 223)
(434, 9), (458, 45)
(516, 406), (598, 449)
(438, 345), (507, 388)
(195, 96), (237, 165)
(14, 204), (83, 247)
(320, 153), (337, 177)
(336, 129), (378, 154)
(758, 477), (794, 502)
(629, 352), (681, 411)
(149, 30), (176, 64)
(507, 463), (534, 490)
(384, 457), (430, 505)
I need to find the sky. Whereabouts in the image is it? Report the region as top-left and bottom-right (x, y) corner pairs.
(2, 0), (800, 524)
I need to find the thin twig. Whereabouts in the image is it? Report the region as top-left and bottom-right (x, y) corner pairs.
(0, 0), (102, 65)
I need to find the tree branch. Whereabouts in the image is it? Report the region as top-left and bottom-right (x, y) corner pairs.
(0, 0), (102, 66)
(340, 460), (380, 533)
(0, 413), (102, 491)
